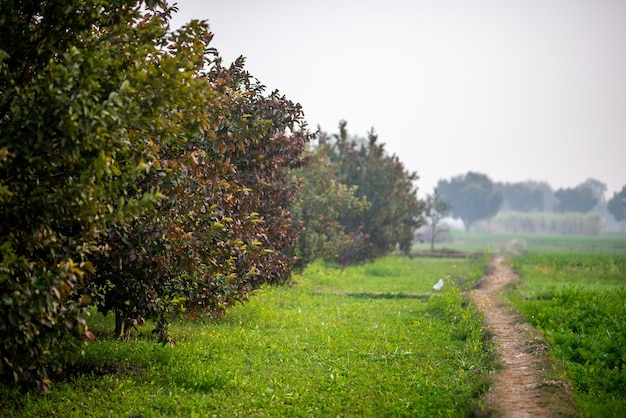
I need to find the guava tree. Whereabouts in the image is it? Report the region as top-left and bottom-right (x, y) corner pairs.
(90, 54), (311, 343)
(0, 0), (193, 389)
(291, 142), (370, 268)
(0, 0), (311, 389)
(321, 121), (424, 263)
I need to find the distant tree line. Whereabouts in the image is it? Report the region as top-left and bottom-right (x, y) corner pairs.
(497, 178), (609, 215)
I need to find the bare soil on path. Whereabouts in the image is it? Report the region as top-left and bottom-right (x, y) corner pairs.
(471, 255), (578, 417)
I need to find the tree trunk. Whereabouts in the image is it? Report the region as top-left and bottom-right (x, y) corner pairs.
(114, 310), (125, 339)
(114, 310), (133, 340)
(430, 224), (436, 251)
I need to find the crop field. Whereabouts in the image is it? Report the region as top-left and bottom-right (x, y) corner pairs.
(446, 232), (626, 416)
(424, 231), (626, 255)
(0, 256), (494, 417)
(508, 252), (626, 417)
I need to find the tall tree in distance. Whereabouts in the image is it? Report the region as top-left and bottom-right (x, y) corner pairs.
(607, 186), (626, 222)
(526, 180), (557, 212)
(437, 172), (502, 231)
(554, 186), (597, 213)
(496, 182), (544, 212)
(579, 178), (607, 204)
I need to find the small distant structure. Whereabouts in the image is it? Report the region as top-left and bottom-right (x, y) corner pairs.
(433, 278), (444, 291)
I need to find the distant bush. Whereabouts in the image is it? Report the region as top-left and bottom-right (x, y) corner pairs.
(473, 212), (601, 235)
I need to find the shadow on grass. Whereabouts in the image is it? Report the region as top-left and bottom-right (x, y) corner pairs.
(60, 361), (144, 381)
(342, 292), (430, 300)
(410, 248), (483, 258)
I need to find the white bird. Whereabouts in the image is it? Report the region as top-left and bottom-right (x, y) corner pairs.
(433, 278), (444, 291)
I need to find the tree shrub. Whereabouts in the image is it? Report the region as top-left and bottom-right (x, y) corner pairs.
(1, 0), (310, 387)
(319, 121), (423, 263)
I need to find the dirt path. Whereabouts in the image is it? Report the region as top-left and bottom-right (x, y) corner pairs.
(471, 255), (573, 417)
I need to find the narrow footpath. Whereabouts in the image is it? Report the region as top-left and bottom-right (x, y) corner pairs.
(471, 255), (576, 417)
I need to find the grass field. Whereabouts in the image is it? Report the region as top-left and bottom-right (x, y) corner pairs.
(508, 252), (626, 417)
(3, 232), (625, 416)
(0, 256), (494, 417)
(416, 231), (626, 416)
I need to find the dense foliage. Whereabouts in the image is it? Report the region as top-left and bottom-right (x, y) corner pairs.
(291, 143), (369, 269)
(554, 186), (598, 213)
(1, 0), (173, 390)
(318, 122), (423, 264)
(90, 57), (310, 343)
(437, 172), (502, 231)
(0, 0), (309, 388)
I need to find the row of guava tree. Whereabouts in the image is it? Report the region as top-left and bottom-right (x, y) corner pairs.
(0, 1), (424, 390)
(0, 0), (313, 391)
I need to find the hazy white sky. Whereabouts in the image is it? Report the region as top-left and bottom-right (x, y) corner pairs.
(169, 0), (626, 198)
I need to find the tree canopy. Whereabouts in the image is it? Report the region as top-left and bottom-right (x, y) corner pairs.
(496, 182), (544, 212)
(437, 172), (502, 231)
(554, 186), (598, 213)
(1, 0), (310, 389)
(579, 178), (607, 203)
(290, 143), (369, 269)
(318, 121), (424, 264)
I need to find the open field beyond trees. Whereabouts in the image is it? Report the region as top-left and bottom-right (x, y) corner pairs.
(418, 230), (626, 255)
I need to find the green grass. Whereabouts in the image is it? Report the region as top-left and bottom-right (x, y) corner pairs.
(0, 256), (494, 417)
(508, 253), (626, 417)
